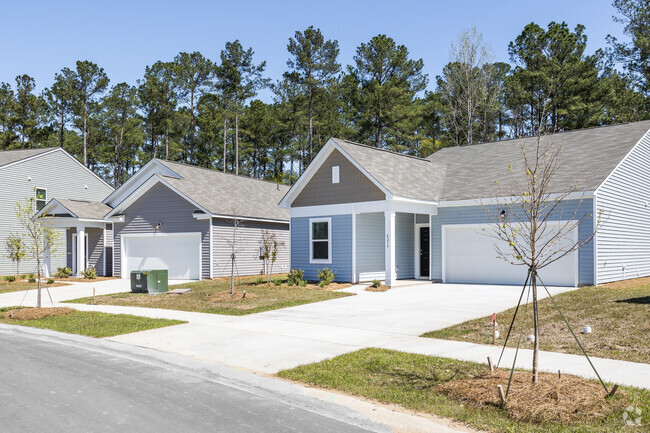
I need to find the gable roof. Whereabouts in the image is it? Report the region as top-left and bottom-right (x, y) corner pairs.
(330, 139), (444, 202)
(284, 120), (650, 206)
(0, 147), (58, 168)
(155, 160), (290, 222)
(429, 120), (650, 201)
(51, 198), (114, 220)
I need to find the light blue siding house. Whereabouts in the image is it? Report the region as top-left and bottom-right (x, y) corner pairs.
(280, 121), (650, 286)
(38, 159), (291, 280)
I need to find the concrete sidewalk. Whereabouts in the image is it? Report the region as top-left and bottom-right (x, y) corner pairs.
(4, 279), (648, 390)
(0, 278), (193, 308)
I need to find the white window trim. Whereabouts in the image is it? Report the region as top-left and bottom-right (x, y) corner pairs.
(35, 187), (47, 211)
(309, 217), (332, 264)
(332, 165), (340, 184)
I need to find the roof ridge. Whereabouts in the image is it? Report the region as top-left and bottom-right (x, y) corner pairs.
(156, 159), (290, 189)
(332, 138), (431, 162)
(433, 120), (650, 152)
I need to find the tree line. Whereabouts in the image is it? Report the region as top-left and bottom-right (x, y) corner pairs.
(0, 0), (648, 187)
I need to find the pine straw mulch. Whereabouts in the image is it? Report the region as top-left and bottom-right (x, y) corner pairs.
(2, 307), (75, 320)
(602, 275), (650, 289)
(437, 369), (617, 424)
(365, 285), (391, 292)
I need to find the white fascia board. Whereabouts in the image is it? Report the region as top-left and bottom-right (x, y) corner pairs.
(438, 191), (595, 208)
(207, 214), (290, 225)
(595, 127), (650, 194)
(289, 199), (438, 219)
(48, 218), (107, 228)
(103, 159), (180, 207)
(279, 139), (391, 207)
(35, 198), (77, 219)
(105, 174), (210, 218)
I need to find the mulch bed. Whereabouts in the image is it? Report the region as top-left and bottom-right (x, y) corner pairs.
(365, 285), (391, 292)
(437, 369), (617, 424)
(2, 307), (75, 320)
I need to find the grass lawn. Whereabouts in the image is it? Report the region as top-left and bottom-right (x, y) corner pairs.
(0, 307), (185, 337)
(65, 275), (353, 316)
(278, 348), (650, 433)
(422, 281), (650, 364)
(0, 281), (69, 294)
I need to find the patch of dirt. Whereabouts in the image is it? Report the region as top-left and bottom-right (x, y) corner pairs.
(437, 369), (617, 424)
(3, 307), (75, 320)
(209, 290), (257, 303)
(365, 285), (391, 292)
(601, 276), (650, 289)
(309, 282), (351, 291)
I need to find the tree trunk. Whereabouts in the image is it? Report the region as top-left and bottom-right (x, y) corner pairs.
(59, 112), (65, 148)
(223, 117), (227, 172)
(235, 103), (239, 176)
(532, 273), (539, 384)
(308, 87), (313, 162)
(165, 120), (169, 160)
(83, 102), (88, 167)
(36, 258), (42, 308)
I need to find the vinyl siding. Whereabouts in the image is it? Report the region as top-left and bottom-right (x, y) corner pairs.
(415, 214), (429, 224)
(396, 212), (414, 279)
(293, 150), (385, 207)
(65, 227), (105, 275)
(0, 150), (113, 275)
(596, 131), (650, 283)
(212, 219), (290, 278)
(431, 199), (594, 285)
(356, 213), (384, 278)
(291, 215), (353, 282)
(113, 182), (210, 279)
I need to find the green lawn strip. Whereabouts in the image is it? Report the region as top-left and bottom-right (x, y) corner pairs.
(0, 282), (69, 294)
(64, 275), (353, 316)
(421, 285), (650, 364)
(0, 307), (185, 338)
(278, 348), (649, 433)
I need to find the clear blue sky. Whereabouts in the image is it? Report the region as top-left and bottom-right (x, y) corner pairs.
(1, 0), (626, 102)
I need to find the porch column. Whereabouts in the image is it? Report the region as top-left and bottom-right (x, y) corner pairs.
(384, 210), (396, 286)
(43, 238), (51, 278)
(76, 225), (85, 277)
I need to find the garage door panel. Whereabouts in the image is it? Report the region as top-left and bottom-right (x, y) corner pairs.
(443, 224), (576, 287)
(123, 234), (200, 280)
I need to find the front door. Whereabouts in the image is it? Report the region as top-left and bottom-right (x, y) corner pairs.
(419, 227), (430, 277)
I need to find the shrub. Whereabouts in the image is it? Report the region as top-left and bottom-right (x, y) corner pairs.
(82, 267), (97, 280)
(317, 268), (336, 287)
(46, 278), (55, 285)
(287, 269), (305, 286)
(298, 280), (307, 287)
(272, 278), (283, 286)
(20, 275), (26, 280)
(27, 273), (34, 280)
(3, 275), (16, 282)
(56, 267), (73, 278)
(255, 277), (266, 285)
(371, 279), (381, 288)
(28, 277), (36, 283)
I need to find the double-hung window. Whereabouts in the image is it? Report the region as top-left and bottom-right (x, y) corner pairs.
(310, 218), (331, 264)
(35, 188), (47, 211)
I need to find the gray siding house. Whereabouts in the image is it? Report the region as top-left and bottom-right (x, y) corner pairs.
(280, 121), (650, 286)
(39, 159), (290, 280)
(0, 148), (114, 276)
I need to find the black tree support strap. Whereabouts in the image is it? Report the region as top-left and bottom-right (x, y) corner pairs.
(497, 268), (531, 368)
(506, 277), (532, 399)
(535, 271), (610, 395)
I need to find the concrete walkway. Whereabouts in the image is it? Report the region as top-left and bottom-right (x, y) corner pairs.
(3, 280), (648, 390)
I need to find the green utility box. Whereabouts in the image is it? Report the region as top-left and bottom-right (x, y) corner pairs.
(131, 270), (169, 295)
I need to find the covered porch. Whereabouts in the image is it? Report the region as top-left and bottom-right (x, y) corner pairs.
(37, 199), (116, 278)
(353, 210), (433, 286)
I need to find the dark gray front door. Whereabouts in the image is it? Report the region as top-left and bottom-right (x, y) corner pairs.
(419, 227), (430, 277)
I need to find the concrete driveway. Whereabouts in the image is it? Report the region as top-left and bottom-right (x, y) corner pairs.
(71, 281), (575, 373)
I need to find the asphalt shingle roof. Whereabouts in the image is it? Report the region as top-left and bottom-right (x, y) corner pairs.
(55, 199), (113, 220)
(157, 160), (290, 222)
(329, 121), (650, 202)
(0, 147), (56, 168)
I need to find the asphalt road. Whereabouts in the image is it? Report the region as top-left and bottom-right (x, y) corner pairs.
(0, 325), (388, 433)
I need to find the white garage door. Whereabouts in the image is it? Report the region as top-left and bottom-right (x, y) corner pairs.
(442, 223), (577, 287)
(122, 233), (201, 280)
